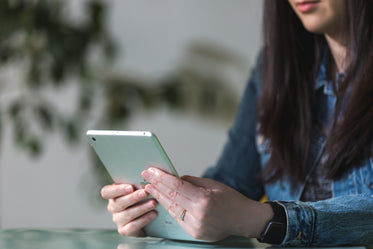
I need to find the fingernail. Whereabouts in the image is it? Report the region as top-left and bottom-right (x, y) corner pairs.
(148, 167), (160, 176)
(138, 189), (147, 199)
(147, 200), (157, 208)
(142, 170), (151, 180)
(146, 210), (157, 220)
(125, 185), (133, 192)
(145, 184), (154, 194)
(148, 167), (157, 173)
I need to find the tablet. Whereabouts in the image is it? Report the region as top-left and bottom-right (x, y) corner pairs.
(86, 130), (197, 241)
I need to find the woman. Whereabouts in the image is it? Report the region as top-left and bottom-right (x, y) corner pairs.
(101, 0), (373, 246)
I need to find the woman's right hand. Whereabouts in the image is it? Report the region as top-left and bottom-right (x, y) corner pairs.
(101, 184), (158, 237)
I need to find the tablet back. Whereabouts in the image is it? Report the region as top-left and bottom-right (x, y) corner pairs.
(87, 130), (197, 241)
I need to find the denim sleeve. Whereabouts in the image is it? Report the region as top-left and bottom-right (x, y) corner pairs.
(203, 56), (264, 201)
(277, 194), (373, 246)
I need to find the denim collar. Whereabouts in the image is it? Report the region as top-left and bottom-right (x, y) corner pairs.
(315, 55), (346, 96)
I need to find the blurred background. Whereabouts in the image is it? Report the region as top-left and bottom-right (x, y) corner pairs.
(0, 0), (262, 229)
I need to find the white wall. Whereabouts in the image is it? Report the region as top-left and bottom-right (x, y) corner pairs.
(0, 0), (262, 229)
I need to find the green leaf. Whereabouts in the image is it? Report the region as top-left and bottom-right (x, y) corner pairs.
(9, 101), (23, 119)
(24, 136), (42, 157)
(61, 119), (80, 144)
(35, 104), (54, 130)
(87, 0), (105, 34)
(78, 89), (93, 113)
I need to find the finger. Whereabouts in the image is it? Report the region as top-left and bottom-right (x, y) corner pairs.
(118, 210), (157, 236)
(101, 184), (134, 199)
(108, 189), (149, 213)
(144, 183), (208, 240)
(181, 175), (216, 189)
(143, 176), (195, 213)
(144, 184), (191, 222)
(142, 168), (204, 199)
(112, 199), (157, 226)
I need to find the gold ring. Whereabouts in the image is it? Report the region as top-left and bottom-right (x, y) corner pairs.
(179, 209), (187, 221)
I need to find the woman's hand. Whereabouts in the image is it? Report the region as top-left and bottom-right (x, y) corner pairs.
(101, 184), (158, 237)
(141, 167), (273, 242)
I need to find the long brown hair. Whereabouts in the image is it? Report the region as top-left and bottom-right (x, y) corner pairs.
(258, 0), (373, 184)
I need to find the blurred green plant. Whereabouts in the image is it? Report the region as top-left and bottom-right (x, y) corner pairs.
(0, 0), (245, 160)
(99, 41), (243, 129)
(0, 0), (249, 205)
(0, 0), (115, 156)
(0, 0), (246, 159)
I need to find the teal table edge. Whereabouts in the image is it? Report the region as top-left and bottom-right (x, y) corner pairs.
(0, 228), (367, 249)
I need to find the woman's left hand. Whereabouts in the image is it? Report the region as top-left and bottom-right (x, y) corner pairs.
(141, 167), (273, 242)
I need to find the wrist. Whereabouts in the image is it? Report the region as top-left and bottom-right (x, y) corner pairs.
(235, 201), (273, 238)
(254, 202), (274, 238)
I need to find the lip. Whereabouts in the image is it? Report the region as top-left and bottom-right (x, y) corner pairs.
(295, 0), (320, 13)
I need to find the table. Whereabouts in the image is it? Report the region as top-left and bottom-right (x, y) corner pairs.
(0, 229), (367, 249)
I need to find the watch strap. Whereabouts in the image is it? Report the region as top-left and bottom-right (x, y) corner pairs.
(258, 201), (287, 244)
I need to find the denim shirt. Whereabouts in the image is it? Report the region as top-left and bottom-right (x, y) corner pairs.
(203, 55), (373, 246)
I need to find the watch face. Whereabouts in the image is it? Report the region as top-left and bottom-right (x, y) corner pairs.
(260, 221), (286, 244)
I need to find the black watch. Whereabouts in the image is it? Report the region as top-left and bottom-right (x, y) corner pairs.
(258, 202), (287, 245)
